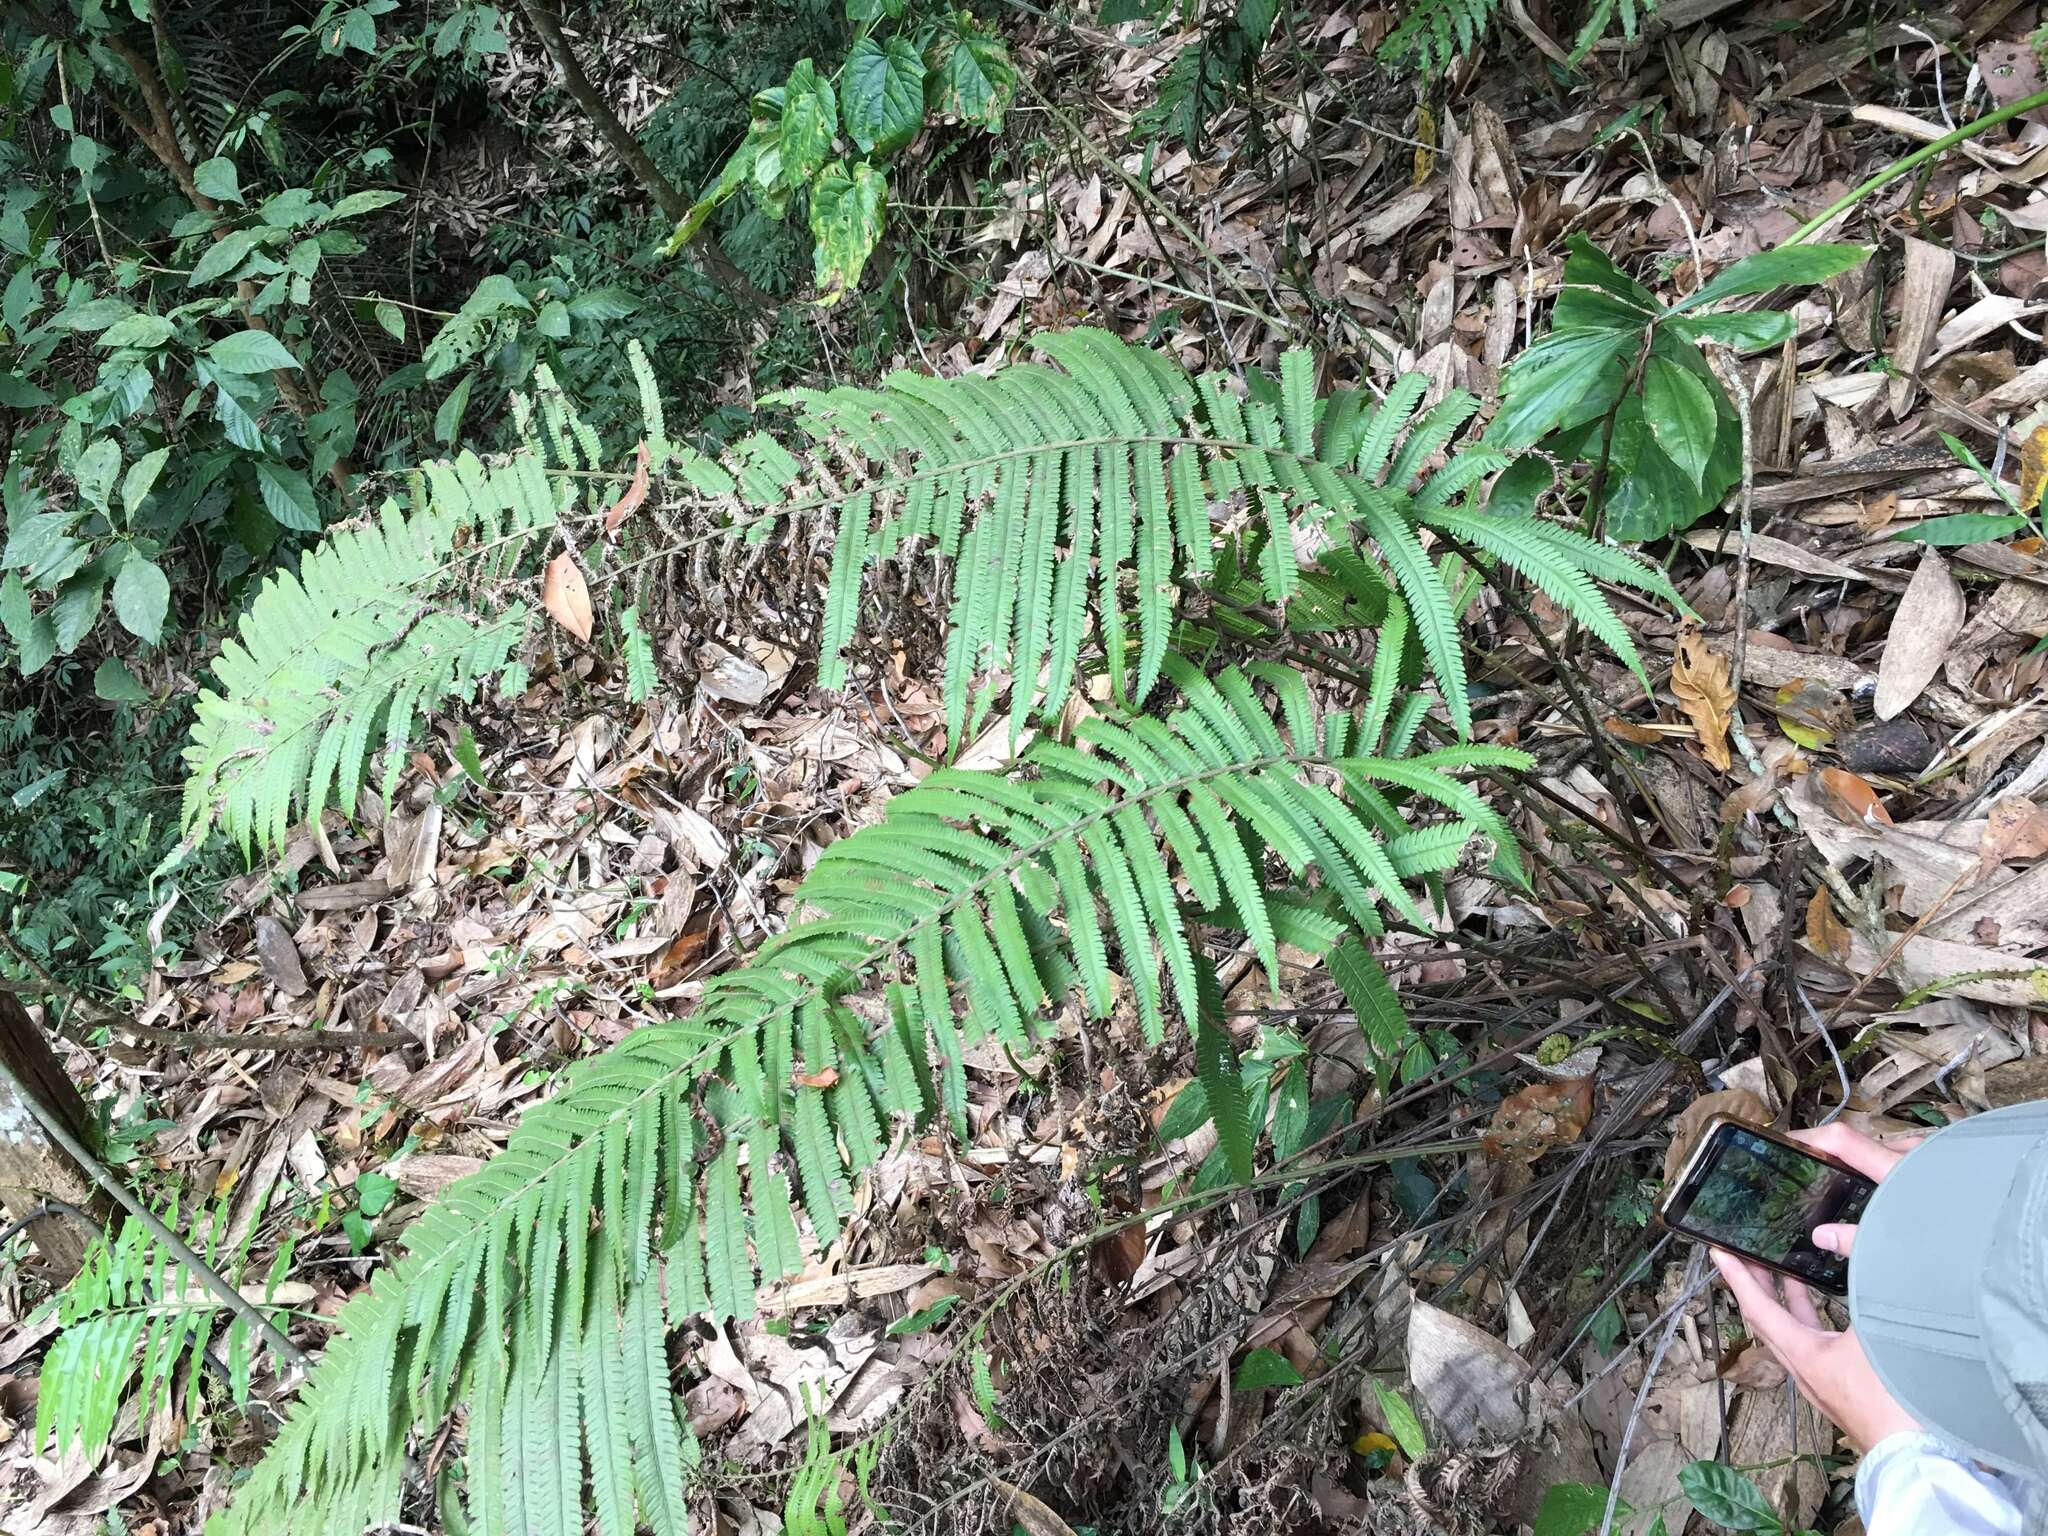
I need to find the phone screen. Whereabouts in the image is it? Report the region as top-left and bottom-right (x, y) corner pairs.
(1666, 1125), (1875, 1291)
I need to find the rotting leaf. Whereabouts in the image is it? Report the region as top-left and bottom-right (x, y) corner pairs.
(1772, 678), (1852, 749)
(542, 551), (594, 642)
(1818, 766), (1893, 826)
(1481, 1076), (1594, 1164)
(602, 441), (651, 534)
(1805, 886), (1853, 965)
(1671, 629), (1734, 773)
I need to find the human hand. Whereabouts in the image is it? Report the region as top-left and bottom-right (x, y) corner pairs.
(1788, 1121), (1921, 1258)
(1708, 1121), (1925, 1454)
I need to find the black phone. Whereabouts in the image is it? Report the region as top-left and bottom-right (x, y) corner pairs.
(1658, 1118), (1877, 1296)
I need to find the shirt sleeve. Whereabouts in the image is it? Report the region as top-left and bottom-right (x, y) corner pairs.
(1856, 1431), (2026, 1536)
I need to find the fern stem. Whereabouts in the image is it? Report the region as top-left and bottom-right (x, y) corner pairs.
(0, 1057), (309, 1374)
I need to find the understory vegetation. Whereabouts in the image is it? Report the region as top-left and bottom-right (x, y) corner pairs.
(4, 1), (2035, 1534)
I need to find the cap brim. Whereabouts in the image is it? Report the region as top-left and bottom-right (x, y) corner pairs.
(1851, 1104), (2048, 1477)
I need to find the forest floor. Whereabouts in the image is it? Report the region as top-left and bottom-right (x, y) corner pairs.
(7, 1), (2048, 1532)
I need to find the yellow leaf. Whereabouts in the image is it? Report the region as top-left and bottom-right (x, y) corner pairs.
(1413, 105), (1437, 186)
(2022, 422), (2048, 513)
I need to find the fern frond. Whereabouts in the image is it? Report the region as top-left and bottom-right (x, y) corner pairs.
(208, 665), (1531, 1534)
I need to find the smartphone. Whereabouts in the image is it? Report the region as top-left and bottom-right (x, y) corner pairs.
(1659, 1118), (1877, 1295)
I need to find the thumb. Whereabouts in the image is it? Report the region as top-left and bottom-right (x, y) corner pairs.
(1812, 1223), (1856, 1256)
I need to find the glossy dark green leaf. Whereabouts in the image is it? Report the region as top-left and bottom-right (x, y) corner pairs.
(1663, 310), (1796, 352)
(1677, 1460), (1783, 1534)
(1553, 234), (1660, 330)
(1533, 1482), (1626, 1536)
(1489, 328), (1634, 452)
(1232, 1348), (1304, 1391)
(1640, 353), (1716, 489)
(842, 37), (925, 155)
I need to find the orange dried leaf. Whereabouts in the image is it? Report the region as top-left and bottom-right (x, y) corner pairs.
(1671, 630), (1734, 773)
(603, 441), (652, 534)
(1604, 716), (1665, 745)
(1818, 766), (1892, 826)
(1978, 796), (2048, 875)
(1481, 1076), (1594, 1164)
(542, 552), (594, 642)
(1805, 886), (1852, 965)
(793, 1068), (841, 1089)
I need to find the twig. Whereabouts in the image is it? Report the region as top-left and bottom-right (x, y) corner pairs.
(0, 1057), (309, 1376)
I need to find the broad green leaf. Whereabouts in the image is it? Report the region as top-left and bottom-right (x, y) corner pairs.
(1677, 1461), (1783, 1534)
(842, 37), (925, 155)
(1640, 353), (1716, 489)
(1664, 310), (1795, 351)
(327, 189), (405, 220)
(189, 227), (267, 287)
(195, 156), (245, 204)
(1602, 394), (1725, 541)
(0, 572), (33, 646)
(354, 1172), (398, 1216)
(1371, 1380), (1428, 1459)
(1888, 512), (2029, 546)
(809, 161), (887, 305)
(434, 372), (474, 446)
(778, 61), (838, 189)
(0, 373), (52, 408)
(1553, 234), (1660, 330)
(373, 301), (405, 341)
(3, 513), (80, 577)
(1670, 242), (1872, 313)
(928, 17), (1016, 129)
(122, 447), (170, 519)
(93, 656), (150, 702)
(207, 330), (301, 374)
(255, 461), (322, 532)
(97, 312), (174, 350)
(1489, 328), (1633, 452)
(1534, 1482), (1626, 1536)
(73, 438), (120, 513)
(53, 296), (134, 332)
(112, 556), (170, 644)
(1232, 1348), (1304, 1391)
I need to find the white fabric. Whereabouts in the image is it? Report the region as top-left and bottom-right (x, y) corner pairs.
(1856, 1431), (2028, 1536)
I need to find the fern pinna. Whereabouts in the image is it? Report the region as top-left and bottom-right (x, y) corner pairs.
(176, 329), (1674, 858)
(207, 663), (1530, 1533)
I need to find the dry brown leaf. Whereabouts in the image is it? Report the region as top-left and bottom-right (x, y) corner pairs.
(792, 1068), (840, 1089)
(1818, 766), (1894, 826)
(1481, 1076), (1594, 1164)
(1874, 548), (1965, 721)
(2022, 423), (2048, 514)
(1805, 886), (1853, 965)
(542, 552), (594, 642)
(989, 1479), (1080, 1536)
(1671, 630), (1734, 773)
(603, 440), (652, 533)
(1978, 796), (2048, 875)
(1660, 1087), (1771, 1186)
(1604, 716), (1666, 745)
(1888, 237), (1957, 417)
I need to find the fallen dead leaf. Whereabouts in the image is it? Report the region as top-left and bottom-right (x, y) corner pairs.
(1660, 1088), (1771, 1186)
(603, 441), (652, 533)
(1978, 796), (2048, 875)
(989, 1478), (1082, 1536)
(2023, 423), (2048, 514)
(1671, 630), (1734, 773)
(1818, 766), (1893, 826)
(1805, 886), (1853, 966)
(543, 552), (594, 642)
(1407, 1300), (1532, 1447)
(1874, 548), (1965, 721)
(1604, 716), (1667, 745)
(1481, 1076), (1594, 1164)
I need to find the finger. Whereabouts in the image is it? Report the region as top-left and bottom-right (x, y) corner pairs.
(1784, 1281), (1826, 1330)
(1787, 1123), (1912, 1181)
(1812, 1223), (1855, 1256)
(1711, 1250), (1804, 1344)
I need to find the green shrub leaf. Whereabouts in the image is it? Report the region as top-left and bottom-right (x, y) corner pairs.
(206, 330), (301, 374)
(1677, 1460), (1783, 1533)
(1888, 512), (2029, 546)
(842, 37), (926, 155)
(1670, 243), (1871, 313)
(1233, 1348), (1304, 1390)
(1641, 354), (1717, 489)
(112, 556), (170, 644)
(194, 156), (244, 204)
(1534, 1482), (1626, 1536)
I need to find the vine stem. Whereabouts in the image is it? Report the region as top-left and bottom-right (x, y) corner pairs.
(0, 1057), (309, 1376)
(1787, 87), (2048, 244)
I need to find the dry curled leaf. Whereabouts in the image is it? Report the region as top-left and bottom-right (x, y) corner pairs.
(1805, 886), (1853, 965)
(1818, 766), (1893, 826)
(542, 551), (594, 642)
(603, 440), (652, 534)
(1605, 715), (1666, 745)
(1671, 629), (1734, 773)
(1481, 1076), (1593, 1164)
(1661, 1087), (1772, 1186)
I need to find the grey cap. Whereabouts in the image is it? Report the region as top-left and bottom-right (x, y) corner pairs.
(1850, 1099), (2048, 1478)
